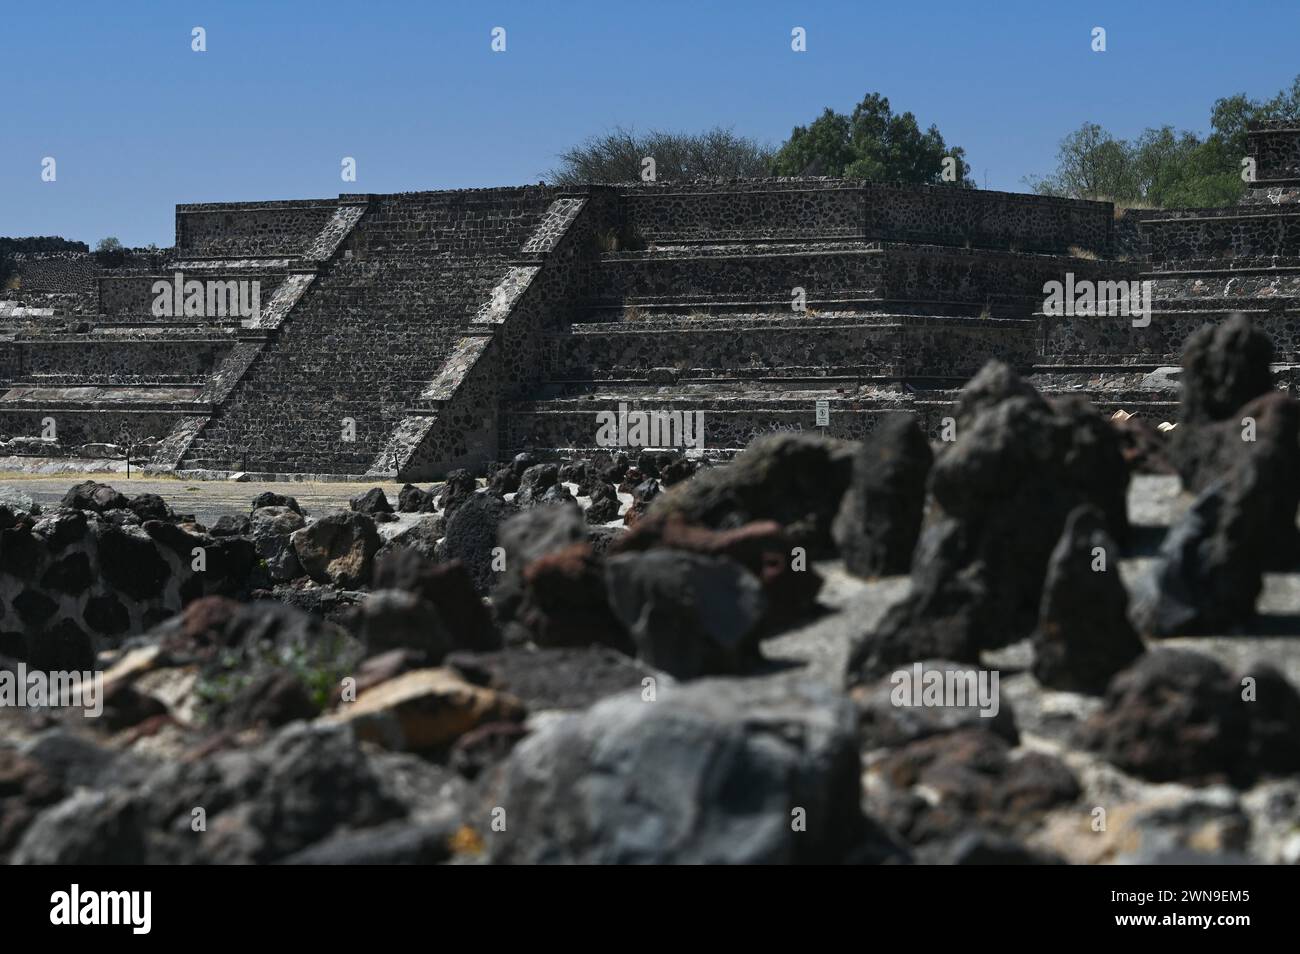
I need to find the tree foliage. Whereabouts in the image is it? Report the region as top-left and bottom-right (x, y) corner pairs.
(545, 126), (774, 184)
(1026, 74), (1300, 208)
(771, 93), (970, 184)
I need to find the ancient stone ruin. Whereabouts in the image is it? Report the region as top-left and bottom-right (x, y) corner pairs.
(4, 122), (1300, 873)
(4, 120), (1297, 480)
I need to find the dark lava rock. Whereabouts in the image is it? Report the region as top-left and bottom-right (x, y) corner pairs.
(873, 728), (1080, 847)
(617, 466), (644, 495)
(127, 493), (174, 523)
(944, 830), (1066, 865)
(449, 722), (528, 781)
(60, 480), (129, 513)
(209, 514), (251, 537)
(538, 483), (575, 509)
(490, 503), (586, 635)
(96, 524), (171, 600)
(250, 491), (302, 515)
(953, 359), (1041, 426)
(437, 469), (478, 517)
(13, 723), (406, 864)
(845, 522), (982, 687)
(604, 549), (766, 677)
(851, 659), (1019, 749)
(487, 467), (520, 497)
(601, 451), (630, 484)
(280, 819), (454, 865)
(585, 481), (621, 524)
(558, 461), (590, 486)
(446, 645), (657, 712)
(210, 670), (320, 731)
(1031, 505), (1144, 694)
(396, 483), (436, 514)
(513, 543), (629, 652)
(99, 682), (168, 732)
(0, 748), (65, 858)
(1111, 414), (1175, 475)
(1170, 391), (1300, 567)
(440, 494), (515, 595)
(1077, 649), (1300, 786)
(659, 455), (697, 487)
(867, 364), (1129, 656)
(289, 512), (380, 589)
(514, 463), (560, 508)
(83, 594), (130, 637)
(346, 589), (451, 661)
(27, 619), (95, 672)
(645, 432), (854, 557)
(611, 513), (822, 631)
(510, 452), (539, 477)
(349, 487), (393, 516)
(14, 589), (57, 626)
(39, 552), (92, 596)
(31, 508), (88, 550)
(480, 678), (866, 864)
(250, 506), (306, 583)
(155, 595), (360, 679)
(833, 412), (932, 578)
(1133, 470), (1271, 636)
(0, 523), (42, 580)
(372, 553), (496, 651)
(634, 450), (661, 478)
(1177, 313), (1274, 426)
(374, 513), (443, 565)
(621, 478), (661, 527)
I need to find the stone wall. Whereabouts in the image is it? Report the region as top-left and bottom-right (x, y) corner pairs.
(10, 252), (98, 296)
(1150, 267), (1300, 304)
(547, 314), (1035, 381)
(0, 410), (181, 448)
(0, 500), (256, 667)
(617, 180), (1113, 254)
(0, 338), (231, 384)
(622, 180), (865, 242)
(879, 244), (1131, 315)
(865, 185), (1111, 255)
(377, 189), (617, 478)
(98, 273), (287, 322)
(176, 200), (339, 259)
(1247, 122), (1300, 182)
(1144, 208), (1300, 263)
(1042, 310), (1300, 364)
(596, 242), (881, 305)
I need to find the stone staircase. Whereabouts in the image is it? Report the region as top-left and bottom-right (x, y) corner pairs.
(500, 183), (1122, 460)
(177, 188), (552, 475)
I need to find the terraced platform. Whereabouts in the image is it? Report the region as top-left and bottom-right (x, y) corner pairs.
(6, 120), (1300, 478)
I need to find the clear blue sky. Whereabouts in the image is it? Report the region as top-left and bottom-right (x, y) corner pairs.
(4, 0), (1298, 247)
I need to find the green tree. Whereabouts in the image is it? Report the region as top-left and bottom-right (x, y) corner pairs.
(1024, 122), (1135, 200)
(95, 236), (123, 253)
(1027, 73), (1300, 208)
(545, 126), (774, 184)
(771, 93), (970, 184)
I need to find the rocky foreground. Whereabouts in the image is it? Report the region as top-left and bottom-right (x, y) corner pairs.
(2, 314), (1300, 865)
